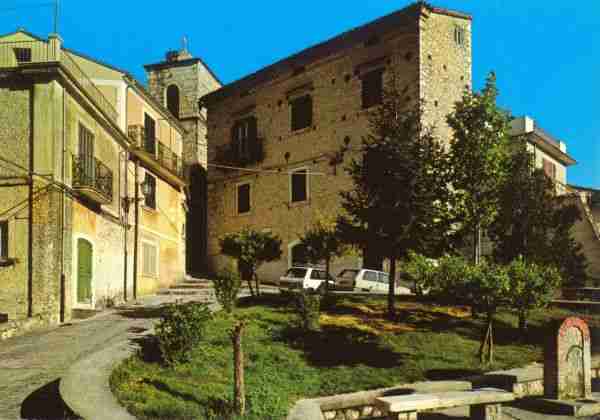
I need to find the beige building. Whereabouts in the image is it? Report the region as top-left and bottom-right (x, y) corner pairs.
(200, 3), (473, 282)
(0, 30), (187, 338)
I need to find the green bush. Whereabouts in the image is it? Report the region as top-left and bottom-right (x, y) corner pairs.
(293, 290), (321, 332)
(404, 251), (437, 296)
(212, 269), (242, 313)
(155, 302), (212, 365)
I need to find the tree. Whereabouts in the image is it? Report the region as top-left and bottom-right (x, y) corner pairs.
(338, 85), (452, 318)
(298, 215), (347, 292)
(446, 72), (512, 264)
(506, 257), (562, 333)
(488, 141), (588, 286)
(230, 319), (247, 416)
(220, 229), (282, 296)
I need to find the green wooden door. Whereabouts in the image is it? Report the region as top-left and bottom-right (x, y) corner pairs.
(77, 238), (93, 304)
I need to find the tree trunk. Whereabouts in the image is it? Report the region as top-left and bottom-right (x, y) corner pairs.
(478, 314), (494, 364)
(245, 276), (255, 297)
(230, 321), (246, 416)
(388, 257), (396, 320)
(518, 312), (528, 334)
(325, 257), (331, 293)
(254, 271), (261, 296)
(473, 224), (482, 265)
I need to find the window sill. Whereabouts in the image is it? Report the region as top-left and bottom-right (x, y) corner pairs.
(289, 126), (314, 137)
(0, 258), (18, 267)
(141, 205), (158, 214)
(236, 211), (252, 217)
(289, 199), (310, 208)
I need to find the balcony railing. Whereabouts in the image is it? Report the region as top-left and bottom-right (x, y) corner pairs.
(128, 125), (185, 180)
(72, 155), (113, 204)
(215, 137), (264, 168)
(0, 38), (118, 123)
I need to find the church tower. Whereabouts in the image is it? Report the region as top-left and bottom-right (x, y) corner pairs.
(144, 42), (221, 275)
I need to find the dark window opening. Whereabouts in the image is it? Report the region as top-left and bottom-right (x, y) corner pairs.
(78, 124), (95, 181)
(454, 26), (466, 46)
(237, 183), (251, 214)
(543, 158), (557, 180)
(290, 95), (312, 131)
(144, 113), (156, 155)
(290, 244), (309, 267)
(362, 69), (383, 109)
(291, 169), (308, 203)
(0, 221), (8, 260)
(144, 174), (156, 209)
(166, 85), (180, 118)
(14, 47), (32, 63)
(232, 116), (258, 161)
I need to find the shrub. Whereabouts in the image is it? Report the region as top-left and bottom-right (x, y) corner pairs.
(155, 302), (212, 365)
(403, 251), (437, 296)
(212, 269), (242, 313)
(293, 290), (321, 332)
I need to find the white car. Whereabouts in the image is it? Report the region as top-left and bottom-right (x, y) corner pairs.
(335, 268), (411, 295)
(278, 267), (335, 293)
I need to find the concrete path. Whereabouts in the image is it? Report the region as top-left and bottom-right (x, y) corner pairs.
(0, 295), (204, 420)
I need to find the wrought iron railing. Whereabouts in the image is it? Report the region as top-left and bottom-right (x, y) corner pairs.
(72, 155), (113, 202)
(215, 137), (264, 168)
(127, 125), (184, 179)
(156, 141), (184, 178)
(0, 39), (118, 123)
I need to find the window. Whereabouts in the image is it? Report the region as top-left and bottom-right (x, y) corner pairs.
(291, 169), (308, 203)
(0, 221), (8, 260)
(79, 124), (95, 181)
(144, 174), (157, 209)
(543, 158), (557, 180)
(14, 47), (32, 63)
(290, 95), (312, 131)
(237, 183), (251, 214)
(166, 85), (180, 118)
(231, 117), (257, 160)
(378, 272), (389, 284)
(361, 69), (383, 109)
(363, 271), (378, 282)
(141, 241), (158, 277)
(310, 270), (323, 280)
(144, 113), (156, 155)
(285, 268), (307, 279)
(454, 25), (466, 46)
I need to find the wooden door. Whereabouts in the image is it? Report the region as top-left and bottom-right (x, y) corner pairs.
(77, 238), (93, 304)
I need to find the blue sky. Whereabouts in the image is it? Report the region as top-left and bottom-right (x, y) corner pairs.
(2, 1), (598, 188)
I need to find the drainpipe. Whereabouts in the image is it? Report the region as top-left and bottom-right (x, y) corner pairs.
(59, 83), (66, 323)
(133, 161), (139, 301)
(122, 84), (130, 302)
(27, 85), (34, 318)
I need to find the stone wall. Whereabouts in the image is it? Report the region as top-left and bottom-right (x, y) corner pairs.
(205, 6), (471, 282)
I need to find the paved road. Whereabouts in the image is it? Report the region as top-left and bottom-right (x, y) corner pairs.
(0, 296), (195, 420)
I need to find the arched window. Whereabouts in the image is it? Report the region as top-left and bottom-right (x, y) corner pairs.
(166, 85), (180, 118)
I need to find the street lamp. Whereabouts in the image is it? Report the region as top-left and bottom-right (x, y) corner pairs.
(122, 176), (152, 212)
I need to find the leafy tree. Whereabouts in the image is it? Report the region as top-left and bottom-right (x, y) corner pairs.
(338, 86), (452, 319)
(211, 269), (242, 313)
(403, 251), (438, 297)
(506, 257), (562, 332)
(220, 228), (282, 296)
(446, 72), (512, 264)
(298, 215), (347, 292)
(488, 141), (588, 286)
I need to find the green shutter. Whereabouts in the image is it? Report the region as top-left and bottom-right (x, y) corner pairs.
(77, 239), (93, 304)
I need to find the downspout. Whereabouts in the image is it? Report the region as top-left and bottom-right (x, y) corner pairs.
(27, 85), (34, 318)
(60, 83), (66, 323)
(133, 160), (139, 301)
(122, 85), (130, 302)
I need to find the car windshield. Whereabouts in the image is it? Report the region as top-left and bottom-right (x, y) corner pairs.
(285, 268), (307, 279)
(338, 269), (359, 279)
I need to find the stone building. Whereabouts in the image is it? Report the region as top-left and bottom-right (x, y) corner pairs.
(144, 47), (221, 275)
(199, 3), (473, 282)
(0, 30), (187, 338)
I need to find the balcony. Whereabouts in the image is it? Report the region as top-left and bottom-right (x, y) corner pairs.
(72, 155), (113, 204)
(0, 38), (119, 123)
(128, 125), (185, 187)
(215, 138), (264, 170)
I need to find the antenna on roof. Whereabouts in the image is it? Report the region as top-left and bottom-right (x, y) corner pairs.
(182, 35), (189, 53)
(53, 0), (60, 34)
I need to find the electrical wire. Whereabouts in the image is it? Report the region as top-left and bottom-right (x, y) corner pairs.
(0, 3), (54, 13)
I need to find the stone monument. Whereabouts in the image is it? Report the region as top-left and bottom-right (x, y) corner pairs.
(541, 317), (600, 417)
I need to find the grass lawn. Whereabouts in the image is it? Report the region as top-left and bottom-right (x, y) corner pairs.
(110, 294), (579, 420)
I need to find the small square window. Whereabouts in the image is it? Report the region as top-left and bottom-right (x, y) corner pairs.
(237, 183), (251, 214)
(144, 174), (157, 209)
(0, 221), (8, 260)
(291, 169), (308, 203)
(14, 47), (32, 63)
(290, 95), (313, 132)
(454, 26), (466, 46)
(361, 69), (383, 109)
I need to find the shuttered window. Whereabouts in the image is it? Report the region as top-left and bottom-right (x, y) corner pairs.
(291, 95), (312, 131)
(144, 113), (156, 155)
(291, 169), (308, 203)
(0, 221), (8, 259)
(142, 242), (158, 277)
(361, 69), (383, 109)
(79, 124), (95, 181)
(237, 183), (251, 214)
(144, 174), (157, 209)
(543, 158), (557, 180)
(232, 117), (257, 160)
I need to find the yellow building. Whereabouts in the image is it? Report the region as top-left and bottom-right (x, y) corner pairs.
(0, 30), (187, 338)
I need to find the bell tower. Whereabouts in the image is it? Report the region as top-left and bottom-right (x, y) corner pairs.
(144, 42), (221, 275)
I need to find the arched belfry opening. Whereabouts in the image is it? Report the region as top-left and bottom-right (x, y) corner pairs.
(166, 84), (180, 118)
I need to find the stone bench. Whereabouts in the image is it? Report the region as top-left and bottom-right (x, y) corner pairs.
(375, 388), (515, 420)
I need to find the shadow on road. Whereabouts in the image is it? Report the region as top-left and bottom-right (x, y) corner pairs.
(20, 379), (80, 420)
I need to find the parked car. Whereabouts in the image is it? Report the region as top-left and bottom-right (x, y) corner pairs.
(278, 267), (335, 293)
(335, 268), (411, 295)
